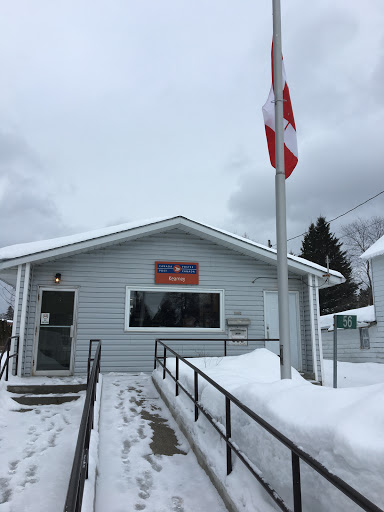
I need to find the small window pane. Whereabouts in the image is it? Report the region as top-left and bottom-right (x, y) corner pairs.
(360, 328), (370, 349)
(129, 291), (221, 328)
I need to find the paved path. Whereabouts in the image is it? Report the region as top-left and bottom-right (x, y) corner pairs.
(95, 374), (227, 512)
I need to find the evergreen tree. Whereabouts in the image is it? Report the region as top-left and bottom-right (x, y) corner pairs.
(5, 305), (14, 320)
(299, 216), (358, 314)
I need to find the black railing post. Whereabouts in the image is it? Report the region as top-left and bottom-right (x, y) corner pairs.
(154, 339), (158, 370)
(225, 397), (232, 475)
(291, 452), (302, 512)
(64, 340), (101, 512)
(163, 347), (167, 380)
(6, 343), (10, 381)
(194, 371), (199, 421)
(175, 357), (179, 396)
(224, 339), (227, 357)
(15, 337), (19, 376)
(87, 342), (92, 384)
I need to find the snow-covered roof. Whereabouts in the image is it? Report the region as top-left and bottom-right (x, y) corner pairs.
(320, 305), (376, 330)
(0, 217), (168, 260)
(361, 234), (384, 260)
(0, 216), (344, 285)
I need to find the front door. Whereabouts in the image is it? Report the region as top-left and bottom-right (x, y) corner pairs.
(34, 289), (77, 375)
(264, 291), (301, 370)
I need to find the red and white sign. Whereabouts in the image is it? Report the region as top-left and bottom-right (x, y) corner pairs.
(41, 312), (50, 325)
(155, 262), (199, 285)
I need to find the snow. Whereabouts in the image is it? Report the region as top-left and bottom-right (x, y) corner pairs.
(320, 305), (376, 330)
(323, 359), (384, 387)
(361, 234), (384, 260)
(0, 376), (85, 511)
(82, 374), (103, 512)
(0, 217), (168, 260)
(0, 215), (343, 281)
(153, 348), (384, 512)
(95, 373), (227, 512)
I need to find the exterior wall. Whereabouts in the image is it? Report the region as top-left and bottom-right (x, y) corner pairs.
(321, 324), (383, 363)
(372, 257), (384, 338)
(320, 255), (384, 365)
(21, 229), (311, 375)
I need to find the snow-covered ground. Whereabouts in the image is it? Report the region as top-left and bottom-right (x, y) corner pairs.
(95, 374), (227, 512)
(323, 358), (384, 387)
(0, 376), (85, 512)
(153, 348), (384, 512)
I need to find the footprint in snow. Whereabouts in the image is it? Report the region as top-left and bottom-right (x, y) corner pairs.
(0, 477), (12, 504)
(172, 496), (185, 512)
(8, 460), (19, 474)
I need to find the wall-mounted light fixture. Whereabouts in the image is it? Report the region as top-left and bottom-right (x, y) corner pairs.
(55, 273), (61, 284)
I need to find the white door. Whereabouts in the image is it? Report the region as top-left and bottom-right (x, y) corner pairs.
(264, 291), (301, 370)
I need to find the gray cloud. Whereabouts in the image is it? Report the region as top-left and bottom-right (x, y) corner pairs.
(0, 130), (72, 248)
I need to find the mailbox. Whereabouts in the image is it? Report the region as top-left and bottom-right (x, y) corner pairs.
(227, 318), (250, 346)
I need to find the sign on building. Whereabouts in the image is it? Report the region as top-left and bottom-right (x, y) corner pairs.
(155, 262), (199, 285)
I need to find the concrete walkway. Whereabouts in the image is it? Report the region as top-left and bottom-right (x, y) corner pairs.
(95, 374), (228, 512)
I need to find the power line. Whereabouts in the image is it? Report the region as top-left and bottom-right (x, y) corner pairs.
(285, 189), (384, 244)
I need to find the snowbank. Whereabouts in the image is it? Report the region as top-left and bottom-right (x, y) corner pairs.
(153, 349), (384, 512)
(323, 359), (384, 387)
(320, 305), (375, 330)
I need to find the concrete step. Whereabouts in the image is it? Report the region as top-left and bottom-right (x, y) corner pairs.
(7, 384), (87, 394)
(11, 395), (81, 406)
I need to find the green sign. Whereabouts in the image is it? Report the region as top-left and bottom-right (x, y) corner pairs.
(335, 315), (357, 329)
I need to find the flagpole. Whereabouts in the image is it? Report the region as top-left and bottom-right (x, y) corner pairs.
(272, 0), (292, 379)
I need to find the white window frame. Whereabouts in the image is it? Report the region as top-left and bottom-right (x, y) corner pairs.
(125, 286), (225, 332)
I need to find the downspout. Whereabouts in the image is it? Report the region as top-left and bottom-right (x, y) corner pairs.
(308, 274), (319, 381)
(17, 263), (31, 376)
(315, 276), (324, 383)
(10, 265), (22, 369)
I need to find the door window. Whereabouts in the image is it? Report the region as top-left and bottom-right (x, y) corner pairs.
(36, 291), (75, 372)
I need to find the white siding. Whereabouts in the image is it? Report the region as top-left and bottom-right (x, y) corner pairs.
(321, 324), (383, 363)
(21, 228), (312, 375)
(320, 254), (384, 364)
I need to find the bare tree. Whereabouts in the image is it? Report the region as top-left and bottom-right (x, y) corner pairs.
(0, 280), (15, 312)
(341, 216), (384, 305)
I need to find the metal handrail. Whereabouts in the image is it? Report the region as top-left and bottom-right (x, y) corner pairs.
(153, 337), (278, 364)
(0, 336), (20, 381)
(63, 340), (101, 512)
(154, 339), (383, 512)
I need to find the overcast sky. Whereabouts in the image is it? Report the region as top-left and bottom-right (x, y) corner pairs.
(1, 0), (384, 311)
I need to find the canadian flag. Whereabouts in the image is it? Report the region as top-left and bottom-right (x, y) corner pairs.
(262, 45), (298, 179)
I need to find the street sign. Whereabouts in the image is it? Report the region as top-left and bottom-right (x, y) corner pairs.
(335, 315), (357, 329)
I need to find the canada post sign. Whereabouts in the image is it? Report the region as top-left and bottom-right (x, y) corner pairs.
(155, 262), (199, 285)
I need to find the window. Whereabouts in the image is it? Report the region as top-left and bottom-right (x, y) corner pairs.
(360, 328), (370, 349)
(125, 287), (224, 331)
